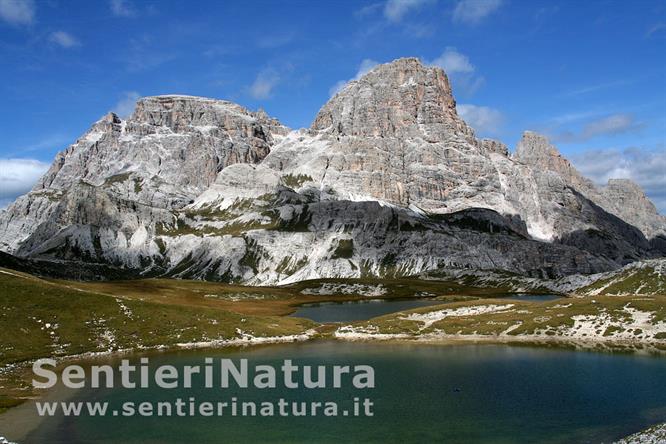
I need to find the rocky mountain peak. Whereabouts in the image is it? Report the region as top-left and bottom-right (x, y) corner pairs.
(130, 95), (285, 132)
(0, 57), (664, 284)
(101, 112), (122, 124)
(311, 58), (473, 141)
(28, 94), (289, 212)
(480, 138), (509, 156)
(604, 179), (660, 216)
(513, 131), (590, 186)
(514, 131), (559, 160)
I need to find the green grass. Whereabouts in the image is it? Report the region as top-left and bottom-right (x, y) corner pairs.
(133, 177), (143, 193)
(281, 174), (313, 189)
(360, 294), (666, 340)
(276, 256), (308, 275)
(0, 270), (314, 367)
(577, 265), (666, 296)
(185, 198), (255, 221)
(0, 269), (318, 409)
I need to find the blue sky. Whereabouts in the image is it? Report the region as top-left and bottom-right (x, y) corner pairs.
(0, 0), (665, 211)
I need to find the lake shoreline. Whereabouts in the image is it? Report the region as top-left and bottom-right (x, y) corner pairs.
(2, 327), (664, 419)
(2, 341), (666, 444)
(334, 330), (666, 354)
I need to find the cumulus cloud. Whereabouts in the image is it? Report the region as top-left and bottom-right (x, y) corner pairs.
(570, 147), (666, 214)
(583, 114), (637, 138)
(452, 0), (502, 24)
(429, 47), (474, 74)
(384, 0), (435, 23)
(457, 104), (504, 136)
(428, 47), (484, 95)
(110, 0), (136, 17)
(554, 113), (642, 143)
(112, 91), (141, 118)
(329, 59), (379, 97)
(249, 69), (281, 100)
(0, 158), (49, 208)
(0, 0), (34, 25)
(49, 31), (80, 48)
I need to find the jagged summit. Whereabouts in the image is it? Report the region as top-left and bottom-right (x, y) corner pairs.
(143, 94), (226, 100)
(131, 94), (286, 130)
(514, 131), (559, 158)
(0, 56), (663, 284)
(513, 131), (589, 186)
(312, 57), (473, 141)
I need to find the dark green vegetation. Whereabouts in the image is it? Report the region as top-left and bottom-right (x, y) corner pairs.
(280, 173), (313, 189)
(577, 263), (666, 296)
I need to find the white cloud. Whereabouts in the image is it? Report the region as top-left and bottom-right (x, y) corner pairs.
(112, 91), (141, 118)
(0, 158), (49, 207)
(0, 0), (34, 25)
(582, 114), (636, 138)
(329, 59), (379, 97)
(554, 113), (641, 143)
(457, 104), (504, 135)
(570, 147), (666, 214)
(429, 47), (474, 74)
(355, 2), (383, 18)
(49, 31), (80, 48)
(452, 0), (502, 24)
(428, 48), (484, 95)
(384, 0), (435, 23)
(110, 0), (136, 17)
(249, 69), (280, 100)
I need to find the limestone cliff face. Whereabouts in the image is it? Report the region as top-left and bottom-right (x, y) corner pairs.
(601, 179), (665, 239)
(512, 131), (665, 242)
(0, 59), (663, 284)
(36, 95), (287, 208)
(0, 95), (287, 253)
(312, 57), (473, 141)
(262, 59), (663, 247)
(264, 58), (506, 216)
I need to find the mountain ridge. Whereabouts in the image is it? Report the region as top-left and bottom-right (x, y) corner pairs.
(0, 57), (663, 284)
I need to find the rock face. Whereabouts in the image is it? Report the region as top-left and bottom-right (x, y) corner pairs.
(0, 58), (664, 284)
(0, 95), (287, 253)
(298, 58), (492, 209)
(36, 96), (287, 208)
(601, 179), (664, 238)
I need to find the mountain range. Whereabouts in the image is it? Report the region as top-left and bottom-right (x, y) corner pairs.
(1, 58), (664, 285)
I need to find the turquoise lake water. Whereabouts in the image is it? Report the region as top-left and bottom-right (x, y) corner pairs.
(10, 341), (666, 444)
(290, 294), (562, 323)
(289, 298), (443, 322)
